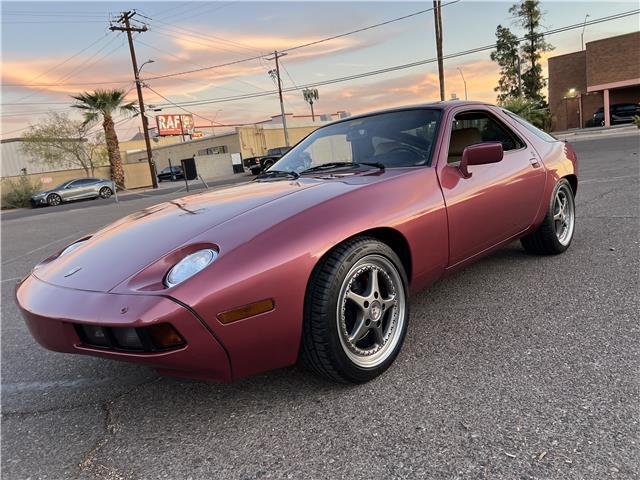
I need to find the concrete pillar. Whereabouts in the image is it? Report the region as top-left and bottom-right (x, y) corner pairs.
(603, 89), (611, 127)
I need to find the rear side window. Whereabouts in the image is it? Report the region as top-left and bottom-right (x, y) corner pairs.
(502, 109), (557, 142)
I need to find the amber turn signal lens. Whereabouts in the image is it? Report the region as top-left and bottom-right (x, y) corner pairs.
(217, 299), (275, 324)
(147, 323), (185, 349)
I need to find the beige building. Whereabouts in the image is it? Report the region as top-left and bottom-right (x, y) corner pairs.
(124, 124), (325, 175)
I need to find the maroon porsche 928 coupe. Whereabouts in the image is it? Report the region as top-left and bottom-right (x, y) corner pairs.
(16, 102), (577, 384)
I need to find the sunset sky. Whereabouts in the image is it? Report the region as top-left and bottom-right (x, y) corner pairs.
(2, 1), (638, 140)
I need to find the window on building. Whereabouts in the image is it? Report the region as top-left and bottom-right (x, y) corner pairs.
(197, 145), (228, 155)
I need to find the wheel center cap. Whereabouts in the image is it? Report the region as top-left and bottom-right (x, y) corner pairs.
(369, 301), (382, 321)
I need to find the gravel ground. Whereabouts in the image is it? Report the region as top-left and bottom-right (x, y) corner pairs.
(1, 133), (638, 479)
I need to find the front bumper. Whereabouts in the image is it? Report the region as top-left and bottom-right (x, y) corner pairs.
(30, 197), (47, 206)
(16, 275), (232, 382)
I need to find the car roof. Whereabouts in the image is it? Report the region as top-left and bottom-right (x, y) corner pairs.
(325, 100), (492, 126)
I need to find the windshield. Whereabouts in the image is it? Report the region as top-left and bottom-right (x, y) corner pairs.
(272, 109), (441, 174)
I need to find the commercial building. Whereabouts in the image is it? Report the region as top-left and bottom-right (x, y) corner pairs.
(548, 31), (640, 131)
(124, 117), (343, 177)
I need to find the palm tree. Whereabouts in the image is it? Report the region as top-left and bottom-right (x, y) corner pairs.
(302, 88), (319, 121)
(71, 89), (137, 187)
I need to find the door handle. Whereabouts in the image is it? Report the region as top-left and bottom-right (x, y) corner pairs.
(529, 157), (541, 168)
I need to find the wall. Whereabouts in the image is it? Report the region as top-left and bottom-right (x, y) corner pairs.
(548, 51), (586, 131)
(1, 162), (153, 206)
(586, 32), (640, 88)
(193, 154), (235, 179)
(1, 139), (96, 177)
(124, 132), (241, 172)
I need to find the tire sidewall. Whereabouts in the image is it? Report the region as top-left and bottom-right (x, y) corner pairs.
(47, 194), (61, 206)
(547, 179), (575, 253)
(313, 240), (409, 382)
(99, 187), (112, 199)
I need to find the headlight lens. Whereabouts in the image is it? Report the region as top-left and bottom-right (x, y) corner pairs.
(60, 240), (88, 257)
(165, 249), (217, 287)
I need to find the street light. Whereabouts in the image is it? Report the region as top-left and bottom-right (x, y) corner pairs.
(457, 67), (468, 100)
(581, 14), (590, 50)
(138, 59), (155, 74)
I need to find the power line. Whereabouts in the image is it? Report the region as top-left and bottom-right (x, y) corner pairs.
(149, 18), (262, 54)
(150, 25), (262, 58)
(141, 1), (462, 81)
(282, 0), (459, 55)
(148, 9), (640, 109)
(143, 83), (226, 126)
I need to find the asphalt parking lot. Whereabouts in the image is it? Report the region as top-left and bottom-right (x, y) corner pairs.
(1, 133), (638, 479)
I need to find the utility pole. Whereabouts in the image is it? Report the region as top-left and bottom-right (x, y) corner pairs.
(110, 11), (158, 188)
(433, 0), (445, 101)
(267, 51), (290, 147)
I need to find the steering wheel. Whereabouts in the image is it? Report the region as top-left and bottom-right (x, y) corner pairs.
(386, 144), (428, 165)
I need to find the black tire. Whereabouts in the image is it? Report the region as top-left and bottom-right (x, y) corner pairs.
(47, 193), (62, 206)
(300, 237), (409, 383)
(521, 179), (575, 255)
(158, 177), (163, 183)
(99, 187), (113, 199)
(262, 160), (274, 170)
(250, 167), (261, 176)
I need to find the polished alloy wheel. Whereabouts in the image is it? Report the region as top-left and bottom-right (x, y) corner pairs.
(553, 184), (575, 246)
(48, 194), (61, 206)
(337, 254), (406, 368)
(99, 187), (112, 199)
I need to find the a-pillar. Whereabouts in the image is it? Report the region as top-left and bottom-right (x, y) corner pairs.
(603, 89), (611, 127)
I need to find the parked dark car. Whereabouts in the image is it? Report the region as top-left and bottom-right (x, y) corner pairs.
(243, 146), (292, 175)
(157, 166), (184, 182)
(30, 178), (115, 207)
(592, 103), (640, 126)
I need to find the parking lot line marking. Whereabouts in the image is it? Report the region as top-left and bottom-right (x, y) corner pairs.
(1, 277), (22, 284)
(1, 231), (81, 266)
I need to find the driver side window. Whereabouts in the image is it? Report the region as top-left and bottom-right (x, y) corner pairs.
(448, 110), (524, 164)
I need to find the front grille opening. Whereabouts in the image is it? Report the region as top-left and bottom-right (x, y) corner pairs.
(74, 323), (185, 353)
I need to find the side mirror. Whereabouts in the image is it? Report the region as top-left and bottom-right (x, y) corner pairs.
(459, 142), (503, 178)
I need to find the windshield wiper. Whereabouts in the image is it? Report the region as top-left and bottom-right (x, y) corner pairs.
(299, 162), (385, 175)
(255, 169), (300, 180)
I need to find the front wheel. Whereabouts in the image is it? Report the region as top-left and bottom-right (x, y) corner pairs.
(99, 187), (113, 199)
(47, 193), (62, 206)
(300, 237), (409, 383)
(521, 179), (575, 255)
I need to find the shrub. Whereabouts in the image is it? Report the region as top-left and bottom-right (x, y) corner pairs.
(498, 96), (553, 131)
(634, 115), (640, 129)
(1, 175), (41, 209)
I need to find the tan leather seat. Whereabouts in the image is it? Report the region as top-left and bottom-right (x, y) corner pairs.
(448, 128), (482, 163)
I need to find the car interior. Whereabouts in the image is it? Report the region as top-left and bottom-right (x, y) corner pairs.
(447, 111), (523, 164)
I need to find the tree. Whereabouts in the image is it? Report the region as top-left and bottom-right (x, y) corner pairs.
(499, 96), (552, 131)
(21, 112), (107, 176)
(509, 0), (553, 105)
(302, 88), (319, 121)
(490, 25), (522, 102)
(71, 89), (137, 186)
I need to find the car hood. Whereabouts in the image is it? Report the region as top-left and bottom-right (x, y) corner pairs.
(33, 175), (390, 292)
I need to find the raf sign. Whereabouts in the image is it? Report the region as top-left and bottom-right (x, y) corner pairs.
(156, 114), (194, 136)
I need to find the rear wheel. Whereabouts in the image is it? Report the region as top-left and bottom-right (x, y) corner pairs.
(521, 179), (575, 255)
(47, 193), (61, 206)
(99, 187), (113, 199)
(300, 237), (409, 383)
